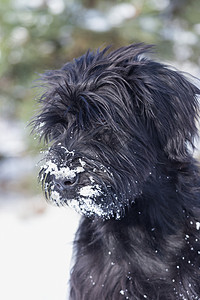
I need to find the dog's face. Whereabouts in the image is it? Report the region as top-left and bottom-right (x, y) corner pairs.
(39, 114), (155, 220)
(33, 44), (199, 220)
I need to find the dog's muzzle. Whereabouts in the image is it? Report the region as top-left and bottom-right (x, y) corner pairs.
(53, 173), (79, 191)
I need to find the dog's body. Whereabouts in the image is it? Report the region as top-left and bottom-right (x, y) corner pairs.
(33, 44), (200, 299)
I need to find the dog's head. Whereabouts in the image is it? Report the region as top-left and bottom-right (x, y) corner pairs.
(32, 44), (200, 220)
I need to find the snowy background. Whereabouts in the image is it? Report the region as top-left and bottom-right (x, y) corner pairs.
(0, 188), (80, 300)
(0, 119), (80, 300)
(1, 0), (200, 299)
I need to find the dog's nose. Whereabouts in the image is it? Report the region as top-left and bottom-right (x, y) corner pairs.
(54, 175), (78, 191)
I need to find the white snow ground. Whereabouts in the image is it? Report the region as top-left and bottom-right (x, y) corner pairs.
(0, 201), (80, 300)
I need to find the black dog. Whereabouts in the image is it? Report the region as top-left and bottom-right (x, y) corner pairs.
(33, 44), (200, 299)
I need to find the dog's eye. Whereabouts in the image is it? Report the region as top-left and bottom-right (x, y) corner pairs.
(96, 131), (116, 145)
(97, 135), (108, 143)
(97, 117), (107, 125)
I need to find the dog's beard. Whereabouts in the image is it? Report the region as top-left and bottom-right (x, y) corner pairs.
(39, 147), (130, 220)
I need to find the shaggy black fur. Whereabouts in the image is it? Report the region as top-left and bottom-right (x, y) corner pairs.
(32, 44), (200, 299)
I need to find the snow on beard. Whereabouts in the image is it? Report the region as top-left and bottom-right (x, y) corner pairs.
(40, 148), (107, 218)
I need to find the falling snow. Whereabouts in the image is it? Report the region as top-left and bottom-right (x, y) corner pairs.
(196, 222), (200, 230)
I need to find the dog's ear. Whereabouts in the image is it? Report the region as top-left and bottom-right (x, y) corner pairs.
(128, 61), (200, 161)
